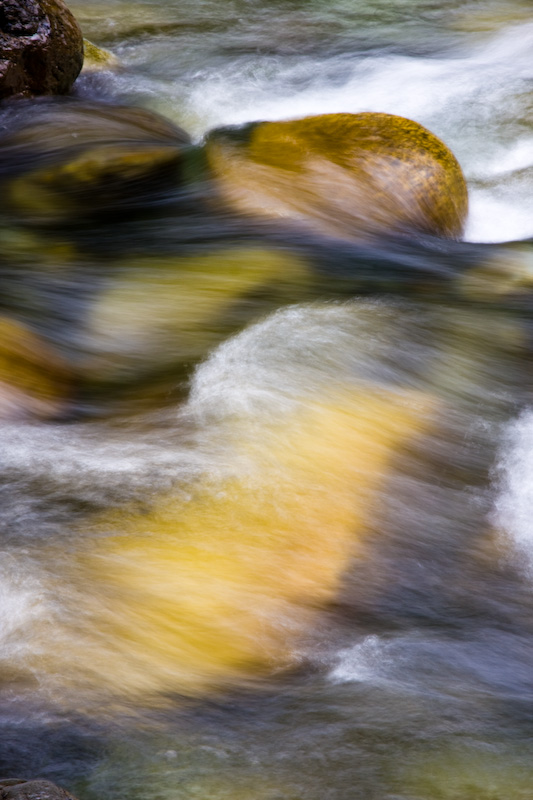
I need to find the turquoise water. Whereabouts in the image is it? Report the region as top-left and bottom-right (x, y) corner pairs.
(2, 2), (533, 799)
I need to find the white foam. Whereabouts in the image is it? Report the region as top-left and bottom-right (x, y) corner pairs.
(93, 17), (533, 245)
(483, 140), (533, 178)
(182, 22), (533, 137)
(329, 635), (391, 684)
(0, 556), (47, 655)
(492, 411), (533, 576)
(465, 193), (533, 243)
(188, 300), (399, 429)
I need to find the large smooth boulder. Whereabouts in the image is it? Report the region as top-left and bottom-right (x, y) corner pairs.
(0, 0), (83, 100)
(205, 112), (469, 241)
(32, 303), (434, 705)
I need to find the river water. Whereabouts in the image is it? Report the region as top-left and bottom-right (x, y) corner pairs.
(2, 1), (533, 798)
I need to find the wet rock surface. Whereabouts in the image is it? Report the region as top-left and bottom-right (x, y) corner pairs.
(0, 100), (193, 223)
(0, 316), (74, 420)
(206, 112), (469, 241)
(0, 779), (78, 800)
(0, 0), (83, 100)
(80, 38), (119, 73)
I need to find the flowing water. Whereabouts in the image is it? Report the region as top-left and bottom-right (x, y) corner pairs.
(2, 1), (533, 798)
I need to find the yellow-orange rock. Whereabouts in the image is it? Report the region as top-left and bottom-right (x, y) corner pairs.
(205, 112), (468, 241)
(30, 380), (435, 707)
(81, 39), (119, 73)
(0, 317), (72, 419)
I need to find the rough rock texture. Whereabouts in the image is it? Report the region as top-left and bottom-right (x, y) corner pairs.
(0, 0), (84, 100)
(206, 112), (469, 241)
(0, 779), (78, 800)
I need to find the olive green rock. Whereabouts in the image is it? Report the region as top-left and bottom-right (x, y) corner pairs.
(206, 112), (468, 241)
(0, 102), (192, 223)
(399, 742), (533, 800)
(81, 38), (120, 73)
(0, 0), (84, 100)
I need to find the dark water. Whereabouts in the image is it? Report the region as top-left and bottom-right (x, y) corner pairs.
(2, 1), (533, 799)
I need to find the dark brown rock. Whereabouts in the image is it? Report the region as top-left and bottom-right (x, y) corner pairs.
(0, 0), (83, 100)
(0, 779), (78, 800)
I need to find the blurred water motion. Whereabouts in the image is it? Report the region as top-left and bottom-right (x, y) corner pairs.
(1, 98), (531, 416)
(7, 303), (437, 707)
(205, 112), (468, 240)
(2, 1), (533, 799)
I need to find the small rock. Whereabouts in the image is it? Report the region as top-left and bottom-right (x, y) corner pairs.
(81, 38), (120, 73)
(0, 0), (84, 100)
(0, 779), (78, 800)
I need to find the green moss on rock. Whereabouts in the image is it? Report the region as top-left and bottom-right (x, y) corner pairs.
(81, 38), (120, 73)
(206, 112), (468, 241)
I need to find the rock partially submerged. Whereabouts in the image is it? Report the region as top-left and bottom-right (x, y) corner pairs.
(81, 38), (119, 73)
(0, 101), (193, 223)
(0, 316), (74, 420)
(0, 99), (482, 416)
(206, 112), (468, 241)
(0, 0), (83, 100)
(0, 779), (78, 800)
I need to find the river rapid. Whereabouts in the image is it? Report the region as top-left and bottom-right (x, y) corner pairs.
(2, 1), (533, 798)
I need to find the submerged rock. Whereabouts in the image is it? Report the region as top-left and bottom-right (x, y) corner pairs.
(19, 303), (436, 706)
(206, 112), (468, 241)
(0, 779), (78, 800)
(0, 0), (83, 100)
(0, 316), (73, 420)
(0, 101), (193, 223)
(80, 246), (310, 399)
(399, 741), (533, 800)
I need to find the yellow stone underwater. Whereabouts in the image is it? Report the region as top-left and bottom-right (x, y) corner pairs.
(29, 383), (434, 709)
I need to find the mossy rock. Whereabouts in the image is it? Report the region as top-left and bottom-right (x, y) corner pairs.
(81, 38), (120, 73)
(205, 112), (468, 241)
(0, 101), (192, 223)
(0, 0), (83, 100)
